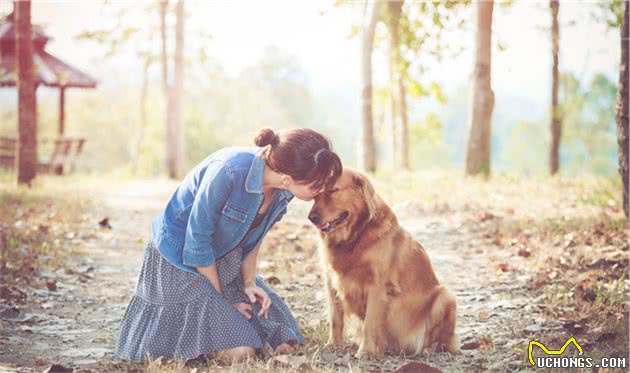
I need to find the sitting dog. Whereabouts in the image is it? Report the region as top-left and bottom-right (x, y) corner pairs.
(308, 168), (458, 357)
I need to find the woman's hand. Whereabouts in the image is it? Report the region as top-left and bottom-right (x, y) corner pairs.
(243, 284), (271, 319)
(232, 302), (253, 320)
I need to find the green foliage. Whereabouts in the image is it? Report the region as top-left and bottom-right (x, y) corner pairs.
(504, 120), (549, 176)
(500, 72), (618, 177)
(409, 113), (453, 169)
(560, 72), (618, 176)
(593, 0), (625, 28)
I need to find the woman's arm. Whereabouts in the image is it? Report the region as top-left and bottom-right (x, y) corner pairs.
(241, 244), (271, 318)
(196, 263), (222, 294)
(241, 244), (260, 288)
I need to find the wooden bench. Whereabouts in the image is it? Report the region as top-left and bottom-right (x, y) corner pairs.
(0, 137), (16, 169)
(0, 136), (86, 175)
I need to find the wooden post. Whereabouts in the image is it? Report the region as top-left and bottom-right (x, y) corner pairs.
(16, 0), (38, 185)
(59, 86), (65, 136)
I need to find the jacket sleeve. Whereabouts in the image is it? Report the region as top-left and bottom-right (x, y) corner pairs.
(182, 160), (232, 268)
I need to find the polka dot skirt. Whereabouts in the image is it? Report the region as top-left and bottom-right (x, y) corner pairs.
(114, 242), (304, 362)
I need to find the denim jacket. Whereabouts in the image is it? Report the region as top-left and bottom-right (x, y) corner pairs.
(151, 147), (294, 274)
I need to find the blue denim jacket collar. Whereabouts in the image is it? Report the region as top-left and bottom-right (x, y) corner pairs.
(245, 152), (294, 201)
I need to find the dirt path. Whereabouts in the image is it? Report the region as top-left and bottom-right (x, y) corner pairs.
(1, 181), (553, 372)
(0, 180), (175, 370)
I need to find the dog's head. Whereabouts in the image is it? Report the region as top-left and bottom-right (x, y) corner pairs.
(308, 168), (377, 241)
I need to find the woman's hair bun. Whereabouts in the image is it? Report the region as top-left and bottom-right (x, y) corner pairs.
(254, 128), (280, 147)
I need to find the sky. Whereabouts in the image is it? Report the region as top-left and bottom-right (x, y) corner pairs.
(0, 0), (621, 114)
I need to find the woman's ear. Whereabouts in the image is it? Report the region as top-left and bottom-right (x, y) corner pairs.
(280, 174), (293, 189)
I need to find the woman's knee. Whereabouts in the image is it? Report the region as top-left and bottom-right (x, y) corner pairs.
(216, 346), (256, 362)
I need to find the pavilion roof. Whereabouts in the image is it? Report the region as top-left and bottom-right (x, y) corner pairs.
(0, 12), (96, 89)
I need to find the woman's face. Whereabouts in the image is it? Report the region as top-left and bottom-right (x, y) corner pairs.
(286, 180), (325, 201)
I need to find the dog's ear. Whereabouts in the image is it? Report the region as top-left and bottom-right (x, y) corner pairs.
(353, 173), (377, 220)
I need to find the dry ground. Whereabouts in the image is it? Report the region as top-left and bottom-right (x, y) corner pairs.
(0, 171), (627, 372)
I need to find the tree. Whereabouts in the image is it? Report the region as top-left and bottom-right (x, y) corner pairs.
(549, 0), (560, 175)
(616, 0), (628, 220)
(384, 1), (467, 171)
(15, 0), (37, 186)
(361, 0), (381, 173)
(385, 0), (409, 170)
(338, 0), (466, 171)
(161, 0), (186, 179)
(465, 0), (494, 177)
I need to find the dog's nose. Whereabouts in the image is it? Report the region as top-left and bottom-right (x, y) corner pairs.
(308, 212), (321, 225)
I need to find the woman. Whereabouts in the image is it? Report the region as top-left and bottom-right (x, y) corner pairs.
(115, 128), (343, 362)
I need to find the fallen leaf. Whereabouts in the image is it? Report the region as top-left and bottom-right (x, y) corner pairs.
(562, 320), (585, 334)
(461, 337), (494, 350)
(266, 276), (281, 285)
(478, 212), (495, 222)
(43, 364), (74, 373)
(394, 361), (442, 373)
(517, 248), (531, 258)
(478, 309), (494, 321)
(496, 263), (509, 272)
(98, 217), (112, 229)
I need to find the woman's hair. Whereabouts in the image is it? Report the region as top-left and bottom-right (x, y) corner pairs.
(254, 127), (343, 191)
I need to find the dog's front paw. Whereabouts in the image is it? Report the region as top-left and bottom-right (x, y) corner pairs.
(324, 338), (342, 349)
(355, 342), (379, 359)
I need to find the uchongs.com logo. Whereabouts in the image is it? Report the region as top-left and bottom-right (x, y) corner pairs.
(528, 337), (627, 369)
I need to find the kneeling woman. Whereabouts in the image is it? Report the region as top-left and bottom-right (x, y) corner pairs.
(115, 128), (342, 362)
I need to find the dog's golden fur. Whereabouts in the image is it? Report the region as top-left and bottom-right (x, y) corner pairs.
(309, 169), (458, 357)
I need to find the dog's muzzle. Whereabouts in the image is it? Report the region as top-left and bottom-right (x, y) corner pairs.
(314, 211), (349, 233)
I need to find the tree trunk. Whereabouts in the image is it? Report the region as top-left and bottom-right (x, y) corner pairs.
(131, 57), (151, 175)
(388, 25), (399, 168)
(361, 0), (381, 173)
(465, 0), (494, 177)
(16, 0), (37, 186)
(387, 0), (409, 171)
(171, 0), (185, 179)
(159, 1), (169, 93)
(616, 0), (629, 220)
(399, 77), (409, 170)
(387, 1), (401, 169)
(160, 0), (176, 178)
(549, 0), (561, 175)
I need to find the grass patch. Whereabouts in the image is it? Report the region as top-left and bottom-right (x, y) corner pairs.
(0, 175), (96, 291)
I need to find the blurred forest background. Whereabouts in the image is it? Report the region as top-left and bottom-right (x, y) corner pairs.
(0, 0), (626, 180)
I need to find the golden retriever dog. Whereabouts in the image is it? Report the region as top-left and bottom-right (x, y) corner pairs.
(308, 168), (458, 357)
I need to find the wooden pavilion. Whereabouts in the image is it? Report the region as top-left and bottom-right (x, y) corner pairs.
(0, 10), (97, 173)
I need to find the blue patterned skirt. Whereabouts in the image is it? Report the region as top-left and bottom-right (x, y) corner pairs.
(114, 242), (304, 362)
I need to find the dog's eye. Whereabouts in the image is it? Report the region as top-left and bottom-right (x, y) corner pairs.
(328, 188), (340, 194)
